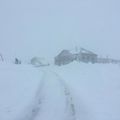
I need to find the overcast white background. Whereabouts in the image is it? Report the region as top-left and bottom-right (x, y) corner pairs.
(0, 0), (120, 61)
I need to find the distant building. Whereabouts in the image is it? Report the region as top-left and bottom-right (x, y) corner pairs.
(55, 48), (120, 66)
(75, 48), (98, 63)
(54, 50), (74, 66)
(55, 48), (98, 66)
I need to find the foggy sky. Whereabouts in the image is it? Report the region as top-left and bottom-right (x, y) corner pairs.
(0, 0), (120, 61)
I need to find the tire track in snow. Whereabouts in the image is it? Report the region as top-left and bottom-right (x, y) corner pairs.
(16, 71), (46, 120)
(17, 70), (77, 120)
(52, 71), (77, 120)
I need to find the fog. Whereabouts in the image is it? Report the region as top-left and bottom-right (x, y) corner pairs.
(0, 0), (120, 61)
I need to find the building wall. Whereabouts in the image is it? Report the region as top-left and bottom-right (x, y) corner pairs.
(54, 50), (74, 66)
(76, 53), (98, 63)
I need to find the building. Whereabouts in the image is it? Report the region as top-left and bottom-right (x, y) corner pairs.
(75, 48), (98, 63)
(55, 48), (98, 66)
(54, 50), (74, 66)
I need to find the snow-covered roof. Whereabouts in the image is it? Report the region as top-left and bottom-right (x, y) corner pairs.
(70, 47), (97, 55)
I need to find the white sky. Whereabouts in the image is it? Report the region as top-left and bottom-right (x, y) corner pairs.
(0, 0), (120, 61)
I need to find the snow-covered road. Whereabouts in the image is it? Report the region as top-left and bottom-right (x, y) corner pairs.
(20, 70), (77, 120)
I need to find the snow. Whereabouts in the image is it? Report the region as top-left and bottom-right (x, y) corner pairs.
(54, 62), (120, 120)
(0, 63), (43, 120)
(0, 62), (120, 120)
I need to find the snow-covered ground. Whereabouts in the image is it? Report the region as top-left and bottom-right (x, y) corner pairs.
(0, 63), (43, 120)
(0, 62), (120, 120)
